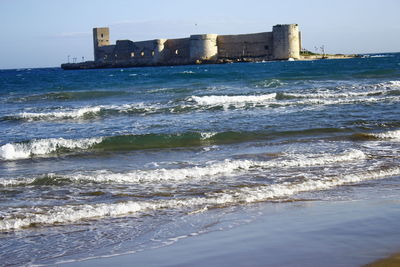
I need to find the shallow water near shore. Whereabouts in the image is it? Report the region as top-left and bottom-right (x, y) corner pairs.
(0, 54), (399, 266)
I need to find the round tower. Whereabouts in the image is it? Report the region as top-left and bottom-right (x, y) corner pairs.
(152, 39), (166, 63)
(272, 24), (300, 60)
(189, 34), (218, 62)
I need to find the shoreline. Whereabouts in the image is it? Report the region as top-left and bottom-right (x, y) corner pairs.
(60, 54), (358, 70)
(61, 197), (400, 267)
(365, 253), (400, 267)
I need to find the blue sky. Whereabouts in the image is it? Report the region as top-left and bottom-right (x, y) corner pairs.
(0, 0), (399, 69)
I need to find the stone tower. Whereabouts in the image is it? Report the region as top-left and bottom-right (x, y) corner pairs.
(189, 34), (218, 62)
(272, 24), (300, 60)
(93, 27), (110, 61)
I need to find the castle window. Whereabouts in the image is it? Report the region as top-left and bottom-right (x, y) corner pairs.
(152, 51), (155, 56)
(131, 52), (135, 57)
(141, 51), (145, 57)
(175, 49), (179, 55)
(264, 45), (269, 50)
(101, 34), (104, 38)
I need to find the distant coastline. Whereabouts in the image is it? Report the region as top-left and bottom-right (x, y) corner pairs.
(61, 53), (359, 70)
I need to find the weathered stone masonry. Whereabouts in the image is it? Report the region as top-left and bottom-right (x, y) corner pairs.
(62, 24), (301, 69)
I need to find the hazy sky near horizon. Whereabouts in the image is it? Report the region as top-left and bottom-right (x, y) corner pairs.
(0, 0), (399, 69)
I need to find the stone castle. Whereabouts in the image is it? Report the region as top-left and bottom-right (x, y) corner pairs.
(61, 24), (301, 69)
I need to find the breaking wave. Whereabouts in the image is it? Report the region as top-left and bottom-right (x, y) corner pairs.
(0, 129), (357, 161)
(1, 165), (398, 231)
(3, 80), (399, 122)
(372, 129), (400, 140)
(1, 149), (366, 186)
(0, 137), (103, 160)
(351, 129), (400, 141)
(4, 103), (162, 121)
(14, 106), (102, 121)
(188, 94), (277, 105)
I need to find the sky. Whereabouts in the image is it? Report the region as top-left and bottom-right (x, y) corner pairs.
(0, 0), (399, 69)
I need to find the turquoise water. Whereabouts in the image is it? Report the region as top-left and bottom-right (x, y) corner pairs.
(0, 54), (400, 266)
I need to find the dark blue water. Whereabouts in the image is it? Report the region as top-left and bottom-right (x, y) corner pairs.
(0, 54), (400, 266)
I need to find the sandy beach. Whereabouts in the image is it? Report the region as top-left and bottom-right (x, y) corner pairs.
(366, 253), (400, 267)
(61, 195), (400, 267)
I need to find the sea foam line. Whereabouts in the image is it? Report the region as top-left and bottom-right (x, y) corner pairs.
(282, 91), (382, 99)
(188, 94), (398, 110)
(370, 129), (400, 141)
(0, 149), (366, 186)
(1, 165), (398, 231)
(17, 106), (102, 120)
(0, 137), (103, 160)
(189, 94), (277, 105)
(11, 102), (161, 121)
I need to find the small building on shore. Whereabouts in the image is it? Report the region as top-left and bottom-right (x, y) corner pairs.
(62, 24), (301, 70)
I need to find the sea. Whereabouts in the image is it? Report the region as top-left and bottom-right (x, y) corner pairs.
(0, 54), (399, 266)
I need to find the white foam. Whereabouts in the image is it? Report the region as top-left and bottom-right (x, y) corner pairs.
(370, 54), (392, 58)
(281, 95), (396, 108)
(0, 149), (365, 186)
(39, 149), (366, 185)
(279, 81), (400, 103)
(254, 79), (283, 88)
(13, 102), (165, 121)
(0, 137), (103, 160)
(200, 132), (217, 140)
(17, 106), (101, 121)
(188, 89), (398, 110)
(189, 94), (277, 106)
(1, 165), (398, 231)
(372, 130), (400, 141)
(109, 102), (161, 114)
(384, 80), (400, 87)
(0, 177), (36, 187)
(227, 166), (400, 203)
(283, 91), (380, 99)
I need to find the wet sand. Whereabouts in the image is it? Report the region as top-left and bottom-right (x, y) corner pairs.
(365, 253), (400, 267)
(61, 197), (400, 267)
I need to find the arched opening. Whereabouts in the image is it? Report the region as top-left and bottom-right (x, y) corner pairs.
(141, 51), (145, 57)
(131, 52), (135, 58)
(175, 49), (179, 55)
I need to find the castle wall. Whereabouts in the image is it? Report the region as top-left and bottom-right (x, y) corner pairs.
(217, 32), (273, 59)
(128, 40), (160, 65)
(96, 45), (115, 63)
(99, 37), (193, 66)
(163, 38), (191, 65)
(114, 40), (135, 62)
